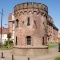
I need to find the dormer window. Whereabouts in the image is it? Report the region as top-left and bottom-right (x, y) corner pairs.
(27, 17), (30, 26)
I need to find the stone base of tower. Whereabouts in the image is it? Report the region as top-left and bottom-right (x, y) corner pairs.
(13, 46), (48, 56)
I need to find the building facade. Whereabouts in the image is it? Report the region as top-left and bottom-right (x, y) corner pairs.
(47, 15), (58, 43)
(8, 13), (15, 42)
(58, 31), (60, 43)
(0, 28), (8, 44)
(8, 2), (58, 55)
(58, 31), (60, 38)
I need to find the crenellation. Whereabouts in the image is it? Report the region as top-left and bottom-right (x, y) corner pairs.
(33, 2), (38, 9)
(23, 3), (28, 9)
(14, 2), (48, 17)
(14, 2), (48, 13)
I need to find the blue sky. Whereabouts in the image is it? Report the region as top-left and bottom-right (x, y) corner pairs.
(0, 0), (60, 30)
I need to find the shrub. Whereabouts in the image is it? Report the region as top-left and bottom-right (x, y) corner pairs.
(4, 40), (14, 47)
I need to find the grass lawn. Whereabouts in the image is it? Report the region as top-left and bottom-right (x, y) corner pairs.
(0, 46), (13, 50)
(48, 43), (58, 48)
(55, 57), (60, 60)
(0, 47), (13, 50)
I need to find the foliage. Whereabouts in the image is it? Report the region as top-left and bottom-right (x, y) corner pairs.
(4, 40), (14, 48)
(55, 57), (60, 60)
(0, 39), (14, 50)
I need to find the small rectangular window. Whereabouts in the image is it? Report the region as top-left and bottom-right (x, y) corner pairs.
(42, 37), (44, 45)
(26, 36), (31, 45)
(16, 36), (18, 45)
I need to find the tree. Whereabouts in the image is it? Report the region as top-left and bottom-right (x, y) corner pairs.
(7, 33), (11, 48)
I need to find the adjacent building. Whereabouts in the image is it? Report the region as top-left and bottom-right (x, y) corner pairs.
(0, 28), (8, 44)
(58, 31), (60, 43)
(47, 15), (58, 44)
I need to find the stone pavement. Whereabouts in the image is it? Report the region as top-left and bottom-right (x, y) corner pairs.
(0, 45), (60, 60)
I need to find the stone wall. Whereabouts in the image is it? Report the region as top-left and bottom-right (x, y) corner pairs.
(14, 2), (48, 46)
(13, 46), (48, 56)
(14, 2), (48, 13)
(47, 15), (58, 43)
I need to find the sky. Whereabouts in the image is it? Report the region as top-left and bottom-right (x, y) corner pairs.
(0, 0), (60, 30)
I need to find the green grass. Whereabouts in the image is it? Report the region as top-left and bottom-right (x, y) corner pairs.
(55, 57), (60, 60)
(0, 45), (13, 50)
(48, 43), (58, 48)
(0, 46), (13, 50)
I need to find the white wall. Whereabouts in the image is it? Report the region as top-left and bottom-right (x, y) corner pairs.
(0, 34), (8, 44)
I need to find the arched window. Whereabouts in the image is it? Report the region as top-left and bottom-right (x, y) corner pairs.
(15, 36), (18, 45)
(27, 17), (30, 26)
(26, 36), (31, 45)
(16, 19), (19, 28)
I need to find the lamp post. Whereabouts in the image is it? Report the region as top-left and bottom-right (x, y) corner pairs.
(0, 9), (3, 43)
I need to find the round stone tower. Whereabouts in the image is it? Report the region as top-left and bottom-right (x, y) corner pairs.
(13, 2), (48, 56)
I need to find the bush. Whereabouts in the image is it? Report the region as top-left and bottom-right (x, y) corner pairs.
(4, 40), (14, 47)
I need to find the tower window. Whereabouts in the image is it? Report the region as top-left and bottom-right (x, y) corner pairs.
(26, 36), (31, 45)
(42, 37), (44, 45)
(16, 19), (19, 28)
(15, 36), (18, 45)
(27, 17), (30, 26)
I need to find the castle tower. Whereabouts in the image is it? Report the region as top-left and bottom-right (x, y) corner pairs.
(13, 2), (48, 56)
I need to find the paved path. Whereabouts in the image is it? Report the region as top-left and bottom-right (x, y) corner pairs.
(0, 45), (60, 60)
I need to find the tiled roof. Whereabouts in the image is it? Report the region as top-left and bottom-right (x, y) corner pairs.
(0, 28), (8, 34)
